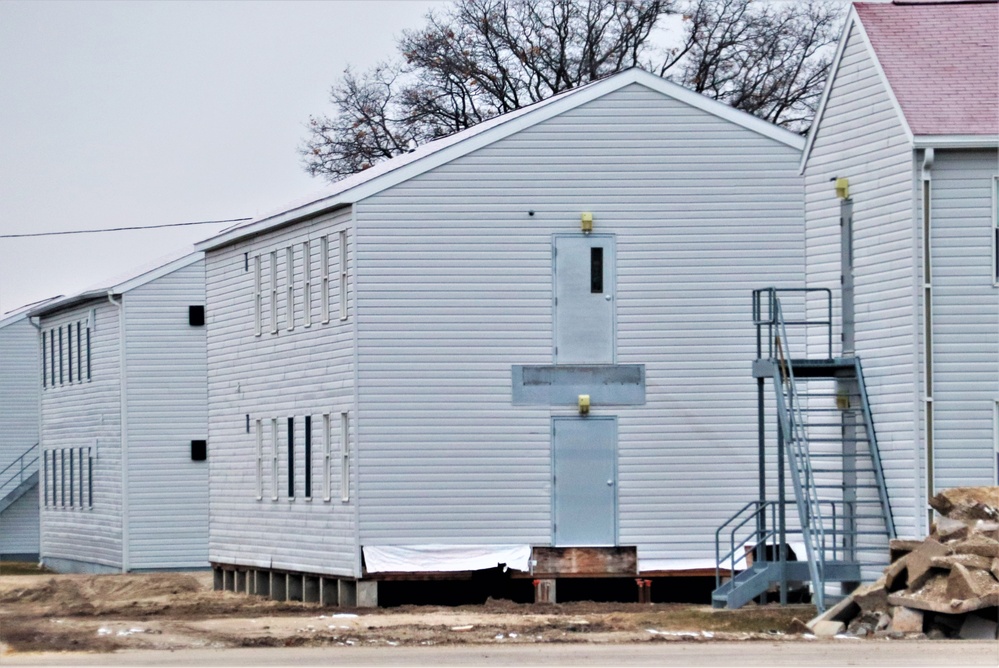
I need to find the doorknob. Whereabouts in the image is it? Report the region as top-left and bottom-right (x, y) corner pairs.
(606, 479), (614, 486)
(604, 294), (612, 301)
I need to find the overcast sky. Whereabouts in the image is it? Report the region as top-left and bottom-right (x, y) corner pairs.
(0, 0), (442, 314)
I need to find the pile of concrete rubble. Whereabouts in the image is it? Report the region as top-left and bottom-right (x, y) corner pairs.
(808, 486), (999, 640)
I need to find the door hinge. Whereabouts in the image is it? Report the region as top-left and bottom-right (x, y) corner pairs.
(840, 275), (844, 285)
(554, 297), (558, 305)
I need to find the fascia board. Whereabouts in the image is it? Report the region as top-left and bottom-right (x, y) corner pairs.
(912, 135), (999, 149)
(200, 68), (803, 252)
(800, 8), (857, 174)
(0, 296), (61, 329)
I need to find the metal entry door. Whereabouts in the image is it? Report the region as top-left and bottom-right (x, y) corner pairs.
(552, 417), (617, 546)
(554, 235), (615, 363)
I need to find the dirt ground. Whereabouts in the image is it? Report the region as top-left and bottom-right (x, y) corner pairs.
(0, 567), (907, 658)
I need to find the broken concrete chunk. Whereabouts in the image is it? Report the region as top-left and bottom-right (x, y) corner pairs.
(935, 516), (970, 542)
(853, 581), (889, 613)
(884, 554), (909, 591)
(889, 539), (923, 562)
(991, 558), (999, 581)
(811, 620), (845, 637)
(889, 606), (923, 633)
(945, 564), (999, 601)
(906, 539), (952, 589)
(929, 487), (999, 521)
(973, 520), (999, 541)
(929, 554), (993, 572)
(957, 535), (999, 559)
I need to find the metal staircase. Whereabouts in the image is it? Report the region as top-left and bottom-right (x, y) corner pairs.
(0, 443), (39, 514)
(713, 289), (895, 612)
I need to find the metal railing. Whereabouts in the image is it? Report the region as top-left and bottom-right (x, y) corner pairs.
(753, 287), (832, 361)
(772, 297), (830, 611)
(0, 442), (39, 500)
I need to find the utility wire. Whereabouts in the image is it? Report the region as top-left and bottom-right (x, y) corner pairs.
(0, 217), (252, 239)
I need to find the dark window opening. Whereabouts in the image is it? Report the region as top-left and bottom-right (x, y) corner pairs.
(189, 305), (205, 327)
(86, 326), (91, 380)
(60, 450), (65, 507)
(76, 322), (82, 381)
(78, 449), (84, 506)
(69, 449), (74, 507)
(287, 418), (295, 498)
(246, 414), (250, 433)
(304, 416), (312, 498)
(42, 331), (47, 388)
(59, 327), (63, 385)
(590, 247), (604, 294)
(50, 451), (56, 506)
(87, 450), (93, 507)
(50, 331), (56, 387)
(68, 325), (73, 383)
(191, 440), (207, 461)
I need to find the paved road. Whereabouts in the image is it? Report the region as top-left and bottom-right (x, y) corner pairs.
(3, 641), (997, 667)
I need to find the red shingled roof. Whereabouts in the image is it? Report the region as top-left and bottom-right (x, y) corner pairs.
(855, 1), (999, 136)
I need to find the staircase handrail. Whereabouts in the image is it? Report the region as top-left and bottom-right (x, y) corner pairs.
(0, 442), (39, 498)
(714, 500), (777, 591)
(773, 298), (829, 611)
(854, 359), (896, 539)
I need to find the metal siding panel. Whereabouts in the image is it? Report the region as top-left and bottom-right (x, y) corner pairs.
(0, 317), (41, 555)
(929, 149), (999, 488)
(39, 302), (123, 570)
(804, 24), (920, 537)
(205, 208), (358, 577)
(123, 260), (209, 569)
(0, 483), (39, 554)
(355, 83), (805, 564)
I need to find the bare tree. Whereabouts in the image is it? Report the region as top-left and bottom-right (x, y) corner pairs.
(666, 0), (840, 128)
(303, 0), (843, 182)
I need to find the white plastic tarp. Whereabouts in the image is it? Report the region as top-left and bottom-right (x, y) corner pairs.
(363, 544), (531, 574)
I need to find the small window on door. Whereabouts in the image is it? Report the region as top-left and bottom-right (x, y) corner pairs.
(590, 247), (604, 294)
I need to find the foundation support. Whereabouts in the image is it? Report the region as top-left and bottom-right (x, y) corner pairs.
(534, 578), (556, 603)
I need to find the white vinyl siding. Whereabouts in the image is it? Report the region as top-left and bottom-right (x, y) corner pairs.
(286, 246), (295, 331)
(803, 22), (919, 537)
(122, 259), (209, 570)
(253, 255), (262, 336)
(0, 315), (41, 557)
(353, 83), (804, 565)
(339, 230), (348, 321)
(39, 301), (123, 570)
(303, 241), (313, 327)
(205, 207), (357, 577)
(926, 149), (999, 490)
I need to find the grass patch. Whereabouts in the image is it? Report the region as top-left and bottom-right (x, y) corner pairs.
(0, 561), (51, 576)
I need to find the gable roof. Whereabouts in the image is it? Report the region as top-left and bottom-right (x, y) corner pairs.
(801, 1), (998, 170)
(29, 248), (202, 319)
(198, 67), (804, 252)
(856, 1), (998, 137)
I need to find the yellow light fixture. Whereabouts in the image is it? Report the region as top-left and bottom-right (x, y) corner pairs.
(580, 212), (593, 234)
(578, 394), (590, 415)
(834, 177), (850, 200)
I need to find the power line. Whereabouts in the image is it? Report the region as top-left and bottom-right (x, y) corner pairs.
(0, 217), (252, 239)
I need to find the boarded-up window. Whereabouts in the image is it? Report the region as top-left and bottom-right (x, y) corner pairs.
(255, 419), (263, 500)
(270, 418), (279, 501)
(303, 240), (312, 327)
(286, 246), (295, 331)
(270, 251), (278, 334)
(339, 230), (348, 320)
(321, 235), (330, 324)
(322, 413), (332, 502)
(340, 412), (350, 502)
(254, 255), (262, 336)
